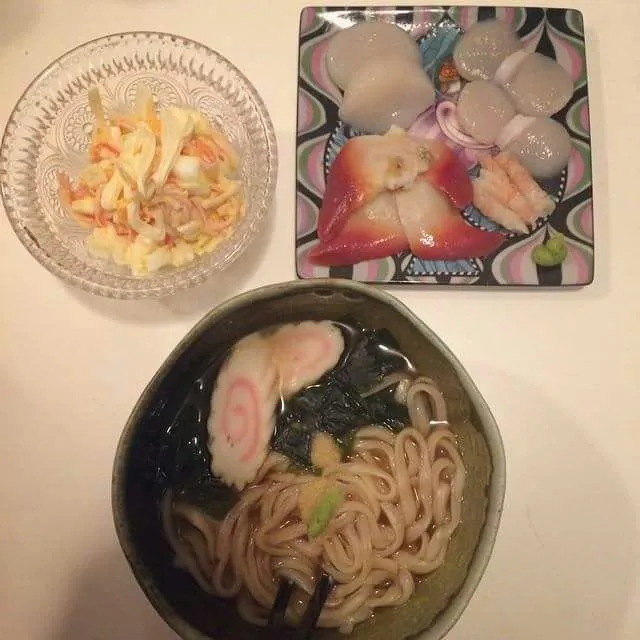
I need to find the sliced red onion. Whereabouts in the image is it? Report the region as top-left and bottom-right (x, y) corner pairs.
(495, 114), (536, 149)
(493, 49), (531, 87)
(407, 106), (437, 139)
(435, 101), (494, 150)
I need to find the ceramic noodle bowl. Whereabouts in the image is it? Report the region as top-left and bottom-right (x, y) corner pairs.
(112, 279), (505, 640)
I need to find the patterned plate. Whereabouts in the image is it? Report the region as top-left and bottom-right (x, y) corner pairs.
(296, 6), (593, 286)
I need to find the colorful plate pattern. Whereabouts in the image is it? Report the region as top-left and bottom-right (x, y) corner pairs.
(296, 6), (594, 286)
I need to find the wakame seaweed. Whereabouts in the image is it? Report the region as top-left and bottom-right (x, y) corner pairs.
(156, 321), (412, 509)
(156, 370), (238, 519)
(271, 325), (411, 468)
(334, 327), (412, 392)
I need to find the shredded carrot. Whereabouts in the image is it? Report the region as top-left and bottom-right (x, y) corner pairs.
(74, 185), (91, 199)
(89, 142), (119, 163)
(71, 212), (97, 228)
(59, 84), (245, 276)
(110, 116), (136, 134)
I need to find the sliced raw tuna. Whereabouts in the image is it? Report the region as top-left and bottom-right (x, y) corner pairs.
(395, 179), (505, 260)
(421, 139), (474, 210)
(318, 128), (430, 242)
(310, 192), (409, 266)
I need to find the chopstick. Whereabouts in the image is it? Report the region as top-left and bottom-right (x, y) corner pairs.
(268, 573), (333, 640)
(293, 573), (333, 640)
(267, 579), (294, 630)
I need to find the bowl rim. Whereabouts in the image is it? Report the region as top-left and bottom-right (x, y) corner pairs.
(0, 30), (278, 300)
(112, 278), (506, 640)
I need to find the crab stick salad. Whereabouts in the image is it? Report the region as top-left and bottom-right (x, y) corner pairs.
(57, 85), (245, 276)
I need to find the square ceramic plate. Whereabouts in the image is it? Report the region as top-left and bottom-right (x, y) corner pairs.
(295, 6), (593, 286)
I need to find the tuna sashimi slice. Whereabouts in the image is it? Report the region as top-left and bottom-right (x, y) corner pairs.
(310, 192), (409, 266)
(207, 334), (279, 490)
(420, 139), (473, 211)
(395, 179), (505, 260)
(268, 321), (345, 398)
(318, 128), (430, 242)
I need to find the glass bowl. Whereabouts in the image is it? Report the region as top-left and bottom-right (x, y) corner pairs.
(0, 32), (278, 299)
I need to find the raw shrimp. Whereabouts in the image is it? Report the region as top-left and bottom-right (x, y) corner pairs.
(479, 156), (536, 223)
(494, 152), (555, 217)
(472, 179), (529, 234)
(472, 151), (556, 232)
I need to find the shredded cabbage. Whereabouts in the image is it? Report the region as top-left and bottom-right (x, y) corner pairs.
(58, 83), (245, 276)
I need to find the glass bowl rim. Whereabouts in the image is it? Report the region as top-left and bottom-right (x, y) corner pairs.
(0, 30), (279, 300)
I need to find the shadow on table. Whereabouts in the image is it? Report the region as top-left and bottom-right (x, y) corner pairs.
(0, 0), (39, 49)
(104, 0), (173, 3)
(50, 545), (178, 640)
(451, 367), (638, 640)
(581, 26), (611, 298)
(64, 194), (280, 325)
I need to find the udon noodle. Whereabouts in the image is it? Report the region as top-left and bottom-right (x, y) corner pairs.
(162, 377), (465, 634)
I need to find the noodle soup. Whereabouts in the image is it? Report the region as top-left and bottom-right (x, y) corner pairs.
(113, 280), (504, 640)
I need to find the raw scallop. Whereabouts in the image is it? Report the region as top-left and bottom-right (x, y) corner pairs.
(269, 321), (345, 398)
(503, 52), (574, 117)
(503, 117), (572, 179)
(456, 80), (517, 145)
(325, 21), (422, 90)
(339, 55), (436, 134)
(453, 19), (521, 81)
(493, 49), (532, 86)
(495, 113), (536, 150)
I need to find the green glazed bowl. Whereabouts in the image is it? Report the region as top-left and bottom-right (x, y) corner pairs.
(112, 279), (505, 640)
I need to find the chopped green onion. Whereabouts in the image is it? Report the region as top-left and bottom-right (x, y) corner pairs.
(307, 487), (345, 539)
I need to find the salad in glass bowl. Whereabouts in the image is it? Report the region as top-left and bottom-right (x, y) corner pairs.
(0, 32), (277, 299)
(58, 85), (245, 277)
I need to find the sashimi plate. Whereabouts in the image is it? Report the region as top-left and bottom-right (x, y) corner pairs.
(295, 6), (593, 286)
